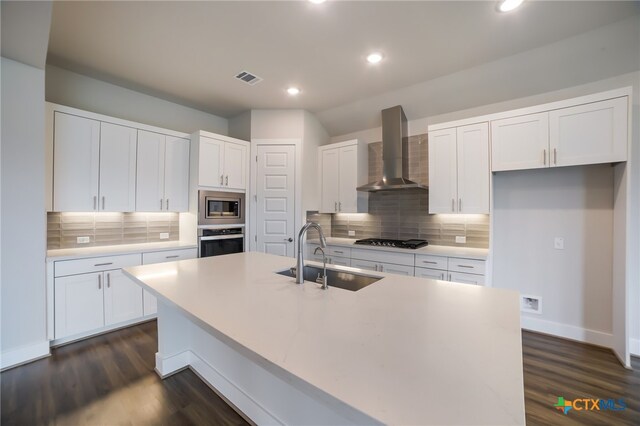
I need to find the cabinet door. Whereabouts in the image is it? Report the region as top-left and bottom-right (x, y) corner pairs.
(338, 145), (358, 213)
(54, 272), (104, 339)
(199, 137), (224, 188)
(99, 122), (137, 211)
(143, 291), (158, 316)
(491, 112), (549, 171)
(104, 269), (143, 326)
(53, 112), (100, 212)
(448, 271), (485, 285)
(164, 137), (190, 211)
(415, 267), (446, 280)
(457, 123), (490, 214)
(136, 130), (165, 212)
(350, 259), (379, 272)
(550, 97), (628, 167)
(428, 128), (458, 213)
(328, 256), (351, 267)
(320, 148), (340, 213)
(224, 142), (247, 190)
(379, 262), (414, 276)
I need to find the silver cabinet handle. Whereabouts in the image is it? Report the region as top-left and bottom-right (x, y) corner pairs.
(451, 198), (455, 212)
(94, 262), (113, 267)
(422, 260), (437, 264)
(440, 273), (445, 280)
(543, 149), (547, 166)
(374, 264), (378, 271)
(160, 199), (163, 210)
(225, 175), (229, 186)
(166, 199), (169, 210)
(335, 202), (338, 212)
(328, 257), (332, 264)
(93, 196), (97, 210)
(379, 264), (384, 272)
(334, 250), (344, 254)
(106, 272), (111, 288)
(220, 174), (224, 185)
(102, 196), (105, 210)
(165, 255), (179, 259)
(98, 274), (102, 290)
(448, 273), (452, 281)
(339, 202), (342, 211)
(554, 148), (557, 165)
(459, 198), (462, 212)
(457, 265), (474, 269)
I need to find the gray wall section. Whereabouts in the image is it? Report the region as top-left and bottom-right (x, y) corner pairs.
(1, 57), (48, 354)
(45, 65), (229, 135)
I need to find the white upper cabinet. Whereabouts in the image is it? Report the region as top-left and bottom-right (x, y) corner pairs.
(490, 95), (628, 172)
(99, 122), (137, 212)
(53, 112), (100, 212)
(196, 134), (249, 190)
(136, 130), (189, 212)
(491, 112), (549, 172)
(429, 123), (490, 214)
(549, 97), (628, 167)
(318, 140), (368, 213)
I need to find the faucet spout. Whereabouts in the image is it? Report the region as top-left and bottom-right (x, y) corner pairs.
(296, 221), (327, 284)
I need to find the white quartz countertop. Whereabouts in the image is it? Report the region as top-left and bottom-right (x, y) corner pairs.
(124, 252), (524, 425)
(308, 237), (489, 259)
(46, 241), (197, 261)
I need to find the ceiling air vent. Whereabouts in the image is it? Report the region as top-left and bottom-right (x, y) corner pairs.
(235, 70), (262, 86)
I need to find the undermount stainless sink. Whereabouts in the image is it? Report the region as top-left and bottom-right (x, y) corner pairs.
(277, 265), (382, 292)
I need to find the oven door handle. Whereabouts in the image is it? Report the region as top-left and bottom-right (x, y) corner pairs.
(199, 235), (244, 241)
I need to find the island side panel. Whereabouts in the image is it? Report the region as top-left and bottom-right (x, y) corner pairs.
(155, 300), (192, 377)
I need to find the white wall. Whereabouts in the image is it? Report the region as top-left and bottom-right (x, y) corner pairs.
(302, 111), (329, 212)
(492, 165), (614, 343)
(228, 110), (252, 141)
(45, 65), (228, 135)
(1, 57), (49, 368)
(250, 109), (304, 140)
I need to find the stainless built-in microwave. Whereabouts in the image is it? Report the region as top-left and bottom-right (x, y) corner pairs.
(198, 190), (245, 226)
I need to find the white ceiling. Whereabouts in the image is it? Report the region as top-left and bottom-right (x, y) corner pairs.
(48, 1), (639, 132)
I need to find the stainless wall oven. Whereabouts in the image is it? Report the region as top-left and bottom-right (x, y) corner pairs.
(198, 190), (245, 226)
(198, 227), (244, 258)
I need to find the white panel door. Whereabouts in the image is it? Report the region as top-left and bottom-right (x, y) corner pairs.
(338, 145), (358, 213)
(256, 145), (296, 257)
(164, 136), (190, 211)
(99, 122), (137, 211)
(54, 272), (104, 339)
(428, 128), (458, 213)
(320, 148), (340, 213)
(457, 123), (490, 214)
(550, 97), (628, 167)
(104, 269), (143, 326)
(199, 137), (224, 188)
(415, 267), (446, 280)
(136, 130), (165, 212)
(224, 142), (247, 190)
(491, 112), (549, 171)
(53, 112), (100, 212)
(449, 271), (485, 285)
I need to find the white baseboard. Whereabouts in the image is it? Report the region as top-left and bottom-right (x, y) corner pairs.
(630, 338), (640, 357)
(155, 350), (191, 378)
(521, 316), (613, 348)
(1, 340), (50, 371)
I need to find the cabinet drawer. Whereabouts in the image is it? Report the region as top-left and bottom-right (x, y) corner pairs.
(379, 262), (413, 276)
(415, 267), (447, 281)
(142, 248), (197, 265)
(414, 254), (447, 271)
(351, 248), (414, 266)
(55, 253), (142, 277)
(328, 256), (350, 267)
(350, 259), (379, 272)
(327, 246), (350, 258)
(447, 257), (486, 275)
(449, 271), (485, 285)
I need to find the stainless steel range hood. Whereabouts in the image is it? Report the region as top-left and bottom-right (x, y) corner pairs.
(356, 105), (427, 192)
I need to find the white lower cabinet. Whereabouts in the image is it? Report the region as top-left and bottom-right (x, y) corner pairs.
(415, 267), (446, 280)
(54, 272), (105, 339)
(328, 256), (351, 267)
(104, 269), (143, 326)
(448, 271), (485, 285)
(350, 258), (414, 275)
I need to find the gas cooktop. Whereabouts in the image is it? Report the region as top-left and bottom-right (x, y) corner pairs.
(354, 238), (428, 249)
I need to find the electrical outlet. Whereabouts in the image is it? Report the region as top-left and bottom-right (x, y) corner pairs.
(160, 233), (169, 240)
(455, 236), (466, 244)
(521, 295), (542, 314)
(554, 237), (564, 250)
(77, 236), (90, 244)
(348, 230), (356, 237)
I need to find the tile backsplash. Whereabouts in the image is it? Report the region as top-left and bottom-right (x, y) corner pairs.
(47, 212), (180, 249)
(307, 133), (490, 248)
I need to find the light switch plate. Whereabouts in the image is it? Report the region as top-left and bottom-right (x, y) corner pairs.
(455, 236), (466, 244)
(348, 230), (356, 237)
(554, 237), (564, 250)
(160, 233), (170, 240)
(77, 236), (90, 244)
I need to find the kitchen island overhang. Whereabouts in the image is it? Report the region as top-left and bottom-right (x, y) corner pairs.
(124, 252), (525, 425)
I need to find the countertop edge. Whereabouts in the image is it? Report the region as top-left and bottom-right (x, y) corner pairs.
(47, 242), (198, 262)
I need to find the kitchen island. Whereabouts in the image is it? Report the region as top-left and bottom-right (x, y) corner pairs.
(124, 252), (525, 425)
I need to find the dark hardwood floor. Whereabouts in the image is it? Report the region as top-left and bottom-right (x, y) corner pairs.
(1, 322), (639, 425)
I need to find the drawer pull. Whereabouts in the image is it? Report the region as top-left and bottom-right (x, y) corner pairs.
(333, 250), (344, 254)
(98, 274), (102, 290)
(457, 265), (474, 269)
(94, 262), (113, 267)
(422, 260), (437, 264)
(165, 255), (179, 259)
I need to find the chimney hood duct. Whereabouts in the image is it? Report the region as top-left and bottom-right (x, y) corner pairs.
(356, 105), (427, 192)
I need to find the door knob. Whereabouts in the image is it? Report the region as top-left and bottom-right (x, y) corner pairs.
(284, 238), (293, 242)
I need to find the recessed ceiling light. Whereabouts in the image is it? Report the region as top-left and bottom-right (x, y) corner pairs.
(309, 0), (326, 4)
(366, 52), (383, 64)
(287, 87), (301, 96)
(498, 0), (524, 12)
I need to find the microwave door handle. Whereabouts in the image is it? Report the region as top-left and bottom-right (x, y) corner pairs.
(199, 235), (244, 241)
